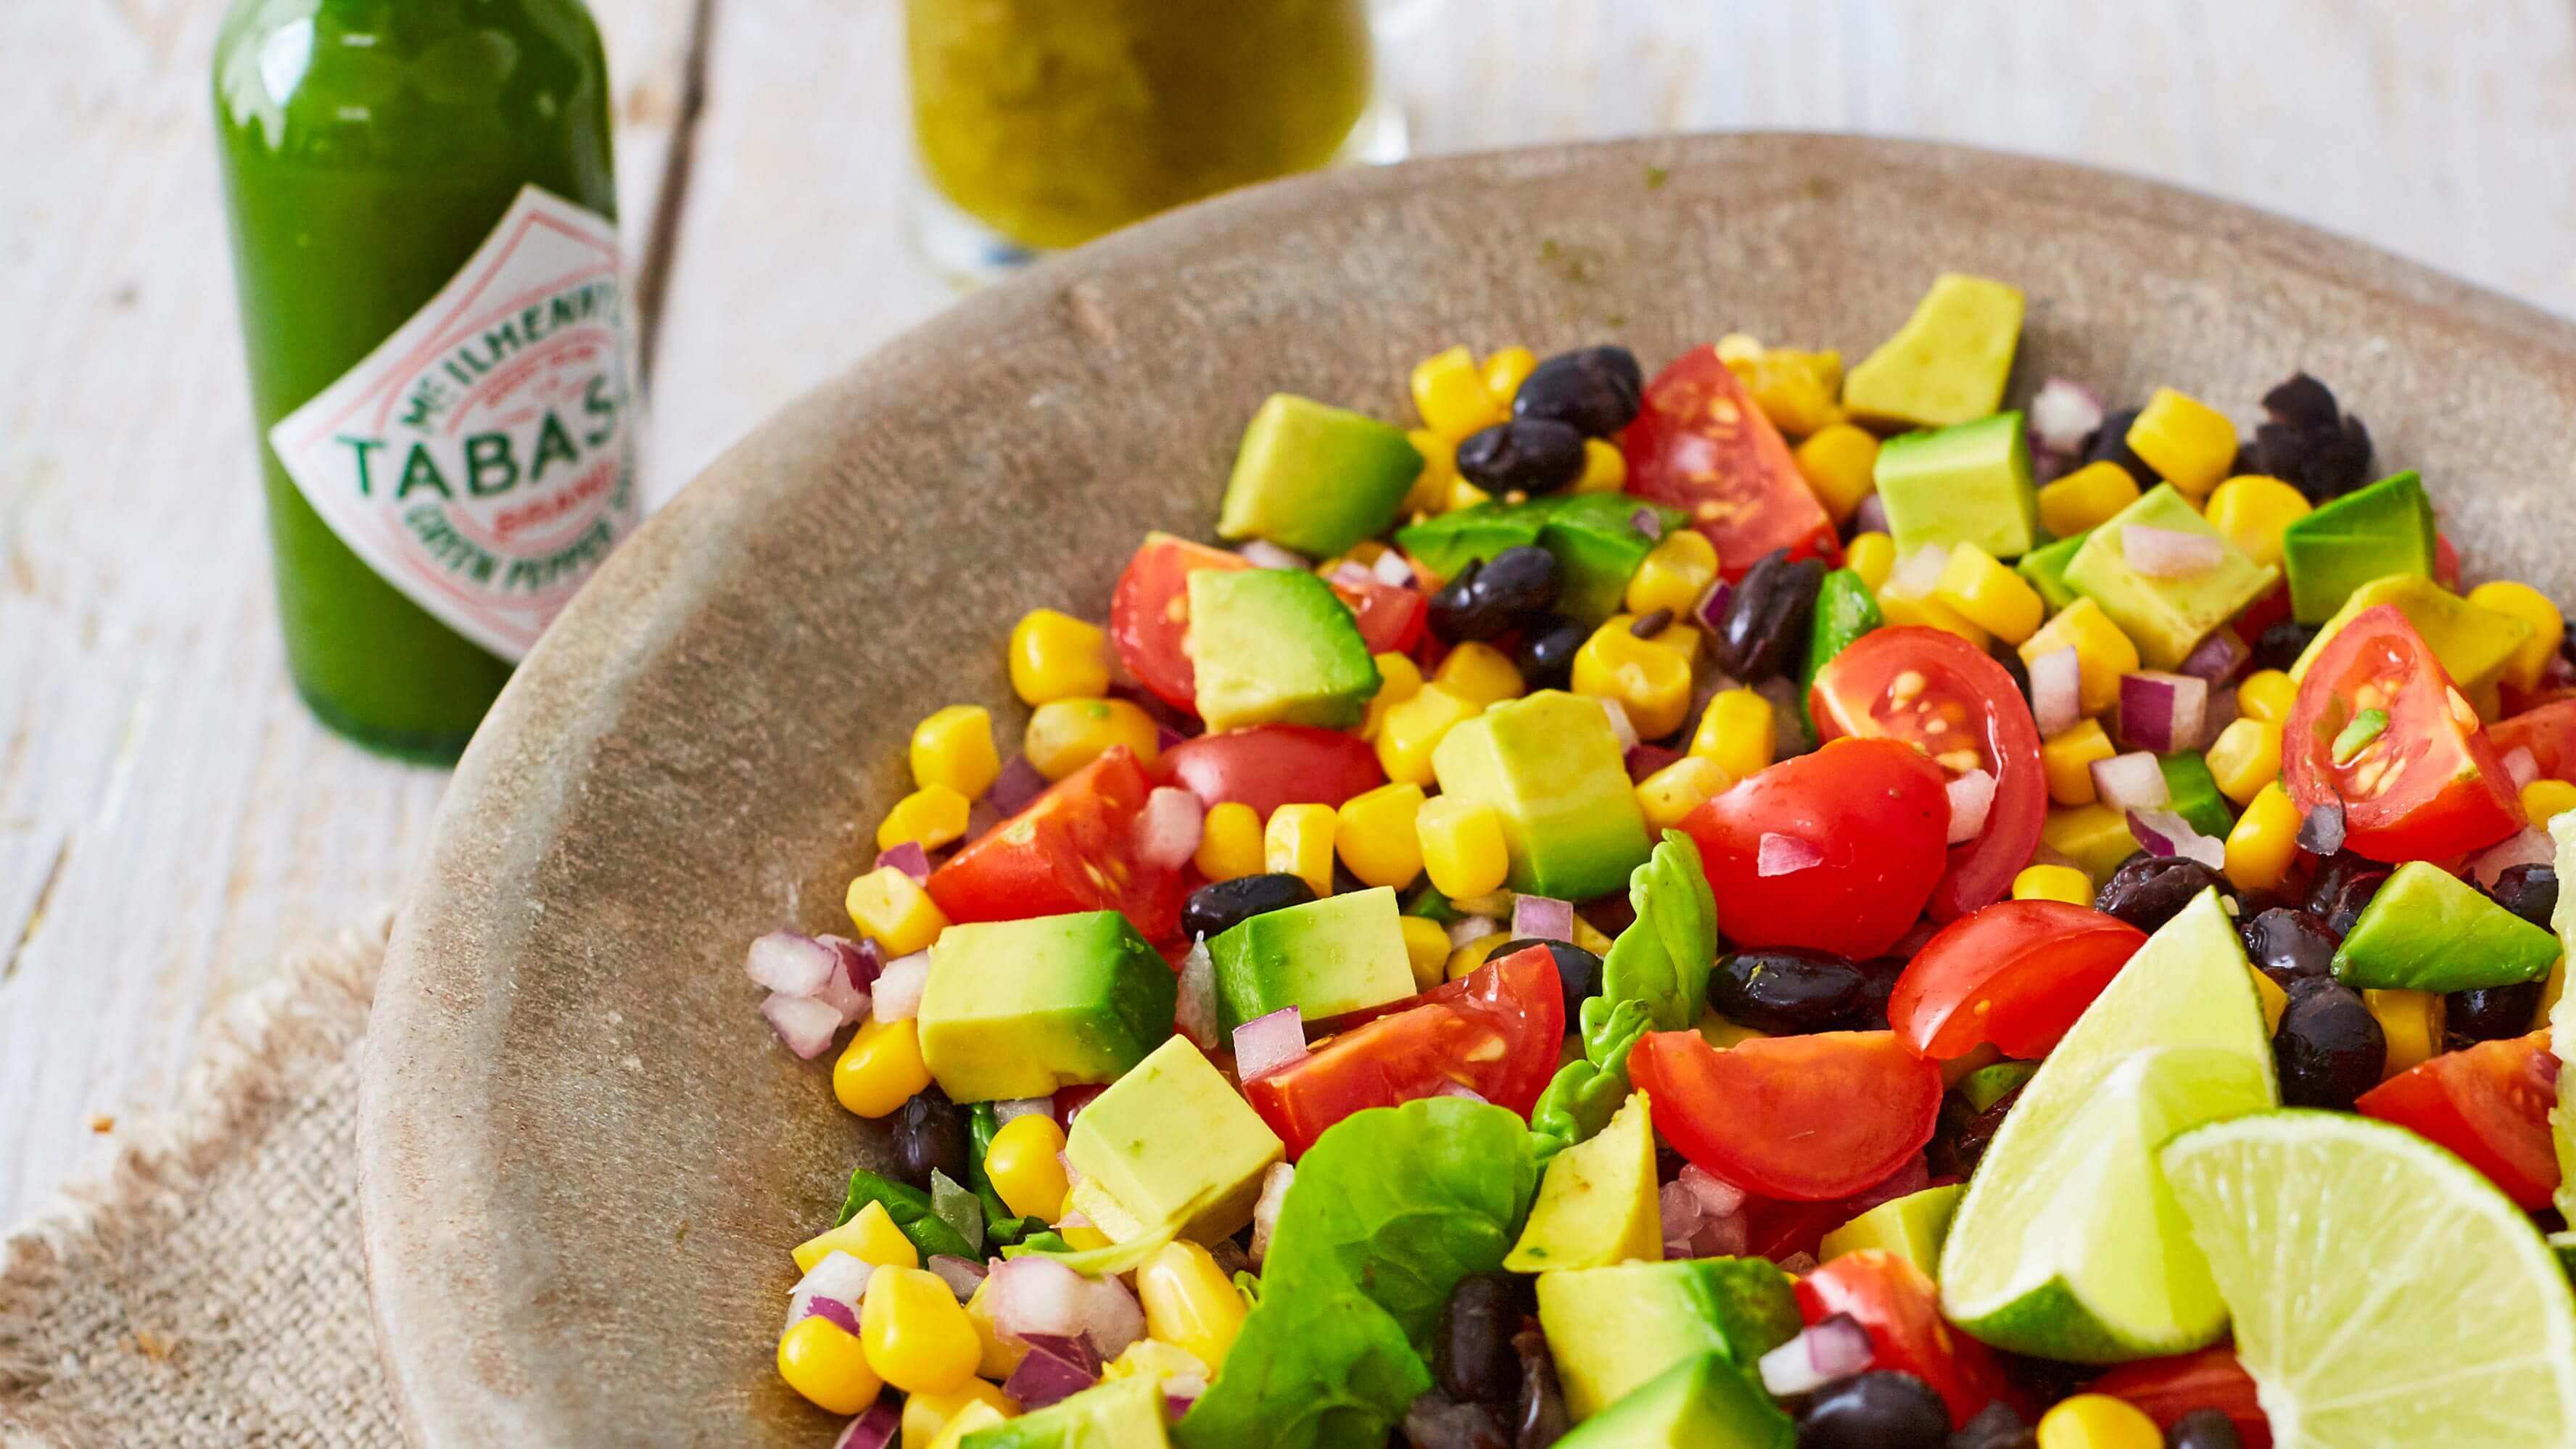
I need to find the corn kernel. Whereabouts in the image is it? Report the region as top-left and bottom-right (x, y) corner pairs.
(1104, 1339), (1213, 1387)
(2204, 474), (2313, 570)
(2044, 803), (2144, 883)
(1726, 347), (1845, 437)
(1137, 1241), (1248, 1373)
(909, 706), (1002, 799)
(925, 1402), (1010, 1449)
(1573, 437), (1627, 493)
(1411, 345), (1505, 440)
(846, 867), (949, 957)
(860, 1266), (983, 1395)
(2471, 581), (2567, 693)
(1376, 683), (1485, 787)
(964, 1277), (1028, 1380)
(2541, 957), (2568, 1028)
(1363, 651), (1426, 738)
(984, 1112), (1070, 1221)
(1793, 423), (1880, 525)
(1053, 1200), (1113, 1252)
(2036, 1392), (2162, 1449)
(1400, 915), (1453, 991)
(1448, 476), (1493, 512)
(1625, 529), (1722, 618)
(835, 1016), (933, 1120)
(1024, 698), (1160, 782)
(878, 785), (971, 855)
(2012, 864), (2094, 906)
(2018, 598), (2139, 717)
(1697, 1010), (1767, 1049)
(1874, 588), (1992, 650)
(1637, 755), (1735, 830)
(2041, 719), (2117, 807)
(2036, 461), (2143, 540)
(1480, 345), (1537, 402)
(1445, 930), (1515, 981)
(1844, 532), (1897, 593)
(1404, 429), (1458, 515)
(1935, 542), (2046, 644)
(2236, 669), (2298, 724)
(796, 1200), (922, 1274)
(2248, 966), (2290, 1036)
(1714, 333), (1764, 363)
(777, 1315), (883, 1416)
(1195, 801), (1265, 881)
(1690, 688), (1776, 781)
(2124, 387), (2239, 499)
(1434, 643), (1525, 707)
(903, 1382), (1018, 1449)
(1573, 614), (1699, 739)
(1334, 783), (1428, 888)
(1008, 609), (1110, 706)
(1571, 912), (1615, 957)
(2523, 779), (2576, 822)
(1266, 803), (1338, 897)
(2224, 782), (2303, 893)
(2204, 717), (2284, 804)
(2366, 989), (2443, 1078)
(1418, 796), (1508, 899)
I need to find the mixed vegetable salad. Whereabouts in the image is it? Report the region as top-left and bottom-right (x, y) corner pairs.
(743, 272), (2576, 1449)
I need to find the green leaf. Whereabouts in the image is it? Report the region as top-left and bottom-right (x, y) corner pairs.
(1530, 997), (1650, 1162)
(930, 1171), (985, 1258)
(1002, 1226), (1177, 1279)
(1600, 831), (1717, 1035)
(836, 1168), (978, 1262)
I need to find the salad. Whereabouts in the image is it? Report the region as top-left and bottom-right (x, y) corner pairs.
(743, 273), (2576, 1449)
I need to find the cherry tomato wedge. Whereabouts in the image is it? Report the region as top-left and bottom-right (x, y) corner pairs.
(1630, 1029), (1941, 1201)
(1108, 532), (1253, 714)
(1680, 737), (1952, 959)
(1812, 627), (2047, 920)
(925, 748), (1185, 943)
(1325, 569), (1428, 656)
(1888, 900), (2148, 1060)
(1796, 1250), (2026, 1429)
(1152, 724), (1388, 817)
(2089, 1347), (2273, 1448)
(2283, 606), (2525, 862)
(1621, 344), (1839, 581)
(2490, 698), (2576, 783)
(1244, 945), (1564, 1159)
(2356, 1029), (2561, 1210)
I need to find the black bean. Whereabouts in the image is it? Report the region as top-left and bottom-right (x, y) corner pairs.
(2094, 854), (2229, 933)
(2305, 854), (2390, 937)
(2165, 1407), (2245, 1449)
(1849, 957), (1904, 1033)
(1991, 641), (2031, 700)
(1488, 938), (1606, 1022)
(1402, 1393), (1512, 1449)
(2447, 981), (2545, 1049)
(1512, 347), (1643, 438)
(1630, 608), (1675, 638)
(1796, 1371), (1950, 1449)
(2262, 373), (2341, 430)
(1183, 873), (1317, 941)
(2247, 619), (2319, 674)
(1457, 419), (1587, 496)
(1715, 548), (1827, 682)
(1433, 548), (1564, 643)
(1511, 1328), (1571, 1449)
(1929, 1082), (2023, 1180)
(891, 1086), (971, 1189)
(2275, 977), (2386, 1110)
(2241, 907), (2340, 987)
(1436, 1272), (1526, 1405)
(1949, 1402), (2037, 1449)
(1710, 948), (1870, 1034)
(2490, 862), (2561, 930)
(1514, 614), (1588, 692)
(2081, 406), (2155, 484)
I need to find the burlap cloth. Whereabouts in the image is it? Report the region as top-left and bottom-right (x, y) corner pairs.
(0, 912), (405, 1447)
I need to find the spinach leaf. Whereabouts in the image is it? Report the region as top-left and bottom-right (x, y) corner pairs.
(836, 1168), (978, 1262)
(1599, 830), (1717, 1035)
(1527, 996), (1650, 1160)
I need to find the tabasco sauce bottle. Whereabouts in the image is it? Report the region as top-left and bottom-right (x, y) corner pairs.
(213, 0), (637, 763)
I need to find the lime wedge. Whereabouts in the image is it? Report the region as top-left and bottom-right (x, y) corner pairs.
(1939, 889), (2276, 1361)
(2163, 1110), (2576, 1448)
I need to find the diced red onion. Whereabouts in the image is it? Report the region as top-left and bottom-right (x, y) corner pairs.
(1630, 506), (1666, 541)
(1166, 1384), (1205, 1419)
(1851, 492), (1891, 537)
(2123, 524), (2225, 579)
(988, 755), (1047, 815)
(2198, 688), (2240, 752)
(1511, 895), (1575, 944)
(1945, 769), (1997, 844)
(2469, 829), (2556, 889)
(1432, 1081), (1490, 1103)
(1757, 1313), (1876, 1398)
(927, 1255), (988, 1300)
(1757, 833), (1825, 877)
(1331, 560), (1378, 592)
(761, 992), (846, 1059)
(2178, 628), (2250, 685)
(1598, 696), (1640, 753)
(795, 1294), (860, 1337)
(1238, 540), (1307, 570)
(1003, 1333), (1102, 1409)
(2118, 672), (2208, 755)
(1885, 545), (1949, 600)
(871, 951), (930, 1022)
(2028, 647), (2081, 740)
(874, 841), (931, 883)
(2506, 747), (2543, 792)
(2092, 751), (2171, 812)
(746, 931), (840, 996)
(1153, 724), (1187, 756)
(1677, 1164), (1749, 1218)
(2128, 809), (2224, 870)
(2028, 377), (2107, 455)
(988, 1258), (1087, 1343)
(1694, 579), (1734, 632)
(1625, 742), (1683, 784)
(1372, 550), (1416, 588)
(831, 1403), (901, 1449)
(1250, 1162), (1295, 1266)
(962, 796), (1004, 843)
(1175, 941), (1219, 1050)
(1134, 787), (1205, 870)
(788, 1251), (877, 1333)
(1447, 915), (1501, 949)
(994, 1096), (1054, 1126)
(1659, 1175), (1747, 1260)
(2031, 448), (2073, 485)
(1233, 1007), (1308, 1083)
(826, 933), (884, 992)
(2297, 800), (2347, 855)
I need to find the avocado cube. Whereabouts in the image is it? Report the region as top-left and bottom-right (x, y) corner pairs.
(1539, 495), (1689, 623)
(1062, 1036), (1284, 1244)
(2333, 861), (2561, 993)
(1956, 1060), (2039, 1114)
(1206, 885), (1417, 1035)
(960, 1373), (1168, 1449)
(1394, 500), (1549, 582)
(1874, 413), (2041, 560)
(1218, 394), (1424, 559)
(1842, 272), (2027, 430)
(2043, 803), (2144, 885)
(2062, 484), (2279, 669)
(1184, 567), (1380, 732)
(2158, 751), (2235, 839)
(1818, 1184), (1965, 1274)
(2279, 471), (2437, 624)
(1536, 1258), (1802, 1420)
(1506, 1092), (1659, 1273)
(1432, 691), (1653, 902)
(2289, 574), (2533, 719)
(2017, 529), (2090, 612)
(915, 912), (1176, 1102)
(1551, 1352), (1793, 1448)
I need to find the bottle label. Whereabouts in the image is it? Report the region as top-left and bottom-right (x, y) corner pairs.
(268, 185), (641, 662)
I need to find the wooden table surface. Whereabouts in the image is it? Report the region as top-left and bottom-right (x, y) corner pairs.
(7, 0), (2576, 1223)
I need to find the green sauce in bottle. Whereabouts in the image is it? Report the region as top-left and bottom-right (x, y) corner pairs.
(214, 0), (633, 763)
